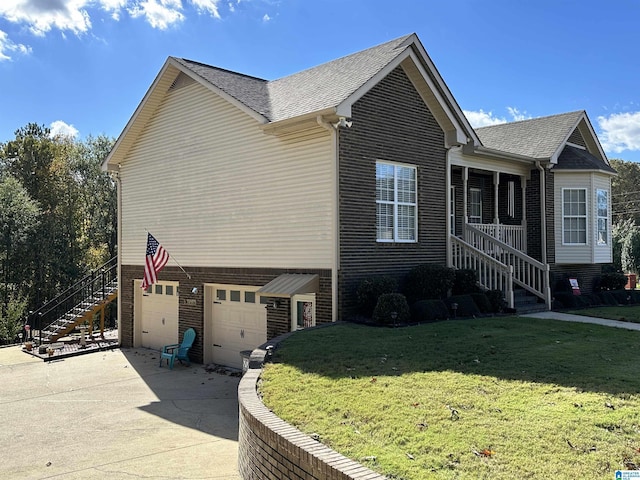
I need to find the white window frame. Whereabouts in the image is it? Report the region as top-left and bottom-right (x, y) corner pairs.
(291, 294), (316, 331)
(596, 189), (609, 246)
(376, 161), (417, 243)
(562, 188), (587, 245)
(469, 188), (482, 224)
(507, 181), (516, 218)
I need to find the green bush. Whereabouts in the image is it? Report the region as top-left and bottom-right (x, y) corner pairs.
(554, 292), (579, 309)
(485, 290), (507, 313)
(355, 276), (398, 316)
(598, 291), (618, 306)
(372, 293), (411, 325)
(611, 289), (632, 305)
(470, 293), (493, 314)
(629, 290), (640, 303)
(445, 295), (481, 318)
(452, 269), (480, 295)
(403, 264), (455, 303)
(410, 299), (449, 323)
(599, 273), (628, 291)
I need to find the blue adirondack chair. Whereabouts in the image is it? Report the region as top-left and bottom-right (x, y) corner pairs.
(159, 328), (196, 369)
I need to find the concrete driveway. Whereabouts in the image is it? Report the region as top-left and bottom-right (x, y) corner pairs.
(0, 346), (240, 479)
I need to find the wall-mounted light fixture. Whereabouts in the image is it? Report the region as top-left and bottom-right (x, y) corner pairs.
(271, 300), (280, 309)
(191, 287), (198, 294)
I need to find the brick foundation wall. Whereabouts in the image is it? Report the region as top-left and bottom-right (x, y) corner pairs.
(119, 265), (332, 363)
(550, 263), (602, 295)
(238, 331), (386, 480)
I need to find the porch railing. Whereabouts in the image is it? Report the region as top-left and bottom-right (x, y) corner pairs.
(451, 235), (514, 308)
(471, 223), (526, 252)
(463, 224), (551, 309)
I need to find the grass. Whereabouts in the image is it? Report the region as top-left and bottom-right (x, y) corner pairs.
(259, 317), (640, 479)
(567, 305), (640, 323)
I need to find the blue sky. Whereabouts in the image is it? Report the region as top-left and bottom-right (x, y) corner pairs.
(1, 0), (639, 161)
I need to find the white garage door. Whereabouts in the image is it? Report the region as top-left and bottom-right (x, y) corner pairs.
(140, 281), (179, 351)
(204, 284), (267, 369)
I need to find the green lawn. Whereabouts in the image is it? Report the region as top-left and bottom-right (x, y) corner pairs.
(567, 305), (640, 323)
(259, 318), (640, 480)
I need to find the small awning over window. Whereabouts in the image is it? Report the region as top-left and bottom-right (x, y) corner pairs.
(256, 274), (319, 298)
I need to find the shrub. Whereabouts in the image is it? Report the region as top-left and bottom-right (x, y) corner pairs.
(410, 299), (449, 323)
(629, 290), (640, 304)
(599, 272), (628, 291)
(470, 293), (492, 314)
(355, 276), (398, 316)
(485, 290), (507, 313)
(611, 289), (632, 305)
(444, 295), (481, 318)
(554, 292), (579, 309)
(598, 291), (618, 306)
(372, 293), (411, 325)
(452, 269), (480, 295)
(403, 264), (455, 303)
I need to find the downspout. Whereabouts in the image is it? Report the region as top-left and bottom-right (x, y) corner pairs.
(535, 162), (547, 264)
(317, 116), (339, 322)
(445, 149), (453, 267)
(113, 168), (123, 345)
(536, 161), (552, 310)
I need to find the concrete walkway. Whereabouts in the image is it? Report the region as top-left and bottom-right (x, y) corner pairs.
(520, 310), (640, 331)
(0, 346), (240, 480)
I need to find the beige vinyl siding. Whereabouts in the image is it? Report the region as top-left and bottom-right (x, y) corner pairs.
(448, 148), (530, 177)
(554, 172), (612, 264)
(120, 80), (334, 269)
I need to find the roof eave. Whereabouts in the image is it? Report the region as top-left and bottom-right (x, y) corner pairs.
(473, 145), (539, 164)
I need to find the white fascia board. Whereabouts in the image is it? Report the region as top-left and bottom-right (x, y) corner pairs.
(102, 59), (178, 172)
(409, 37), (481, 146)
(169, 58), (269, 125)
(552, 168), (617, 177)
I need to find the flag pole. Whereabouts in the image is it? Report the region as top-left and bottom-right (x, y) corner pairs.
(145, 230), (192, 280)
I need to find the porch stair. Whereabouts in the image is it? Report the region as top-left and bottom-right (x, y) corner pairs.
(25, 256), (118, 344)
(513, 288), (547, 314)
(451, 224), (552, 311)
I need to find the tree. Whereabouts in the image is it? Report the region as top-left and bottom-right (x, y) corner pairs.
(0, 294), (27, 344)
(611, 159), (640, 226)
(0, 175), (40, 314)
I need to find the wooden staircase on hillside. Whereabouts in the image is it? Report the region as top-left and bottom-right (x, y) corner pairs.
(26, 257), (118, 344)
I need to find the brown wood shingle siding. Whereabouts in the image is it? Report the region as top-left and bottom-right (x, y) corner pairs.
(337, 66), (447, 317)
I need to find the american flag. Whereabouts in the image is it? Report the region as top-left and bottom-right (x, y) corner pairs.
(141, 233), (169, 290)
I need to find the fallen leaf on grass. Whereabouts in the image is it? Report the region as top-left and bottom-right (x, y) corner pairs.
(412, 402), (420, 407)
(605, 402), (615, 410)
(370, 377), (377, 383)
(472, 449), (495, 457)
(406, 453), (415, 460)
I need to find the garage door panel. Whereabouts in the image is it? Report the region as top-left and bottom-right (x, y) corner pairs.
(140, 282), (179, 351)
(206, 284), (267, 369)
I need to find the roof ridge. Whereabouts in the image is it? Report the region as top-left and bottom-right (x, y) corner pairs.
(174, 57), (267, 83)
(269, 33), (414, 84)
(475, 110), (584, 130)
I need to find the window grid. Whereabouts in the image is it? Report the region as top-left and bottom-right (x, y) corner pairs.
(596, 189), (608, 246)
(469, 188), (482, 224)
(563, 188), (587, 245)
(376, 162), (417, 242)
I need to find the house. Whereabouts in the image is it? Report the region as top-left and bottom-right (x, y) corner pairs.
(103, 33), (615, 368)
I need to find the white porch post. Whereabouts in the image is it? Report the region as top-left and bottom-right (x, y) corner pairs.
(493, 171), (500, 225)
(521, 175), (527, 253)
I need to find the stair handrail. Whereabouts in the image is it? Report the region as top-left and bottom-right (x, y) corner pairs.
(24, 256), (118, 343)
(464, 224), (551, 309)
(451, 235), (514, 308)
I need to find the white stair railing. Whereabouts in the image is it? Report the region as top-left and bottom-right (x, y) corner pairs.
(464, 224), (551, 309)
(451, 235), (514, 308)
(471, 223), (525, 251)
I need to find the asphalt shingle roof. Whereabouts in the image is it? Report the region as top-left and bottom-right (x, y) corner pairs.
(475, 111), (584, 159)
(174, 35), (413, 123)
(555, 145), (616, 173)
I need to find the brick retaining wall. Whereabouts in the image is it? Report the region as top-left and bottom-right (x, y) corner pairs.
(237, 334), (386, 480)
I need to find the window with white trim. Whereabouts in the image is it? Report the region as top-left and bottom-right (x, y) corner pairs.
(563, 188), (587, 244)
(596, 189), (608, 245)
(376, 162), (417, 242)
(507, 181), (515, 218)
(469, 188), (482, 224)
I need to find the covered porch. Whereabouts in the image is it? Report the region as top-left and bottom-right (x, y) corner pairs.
(446, 148), (551, 310)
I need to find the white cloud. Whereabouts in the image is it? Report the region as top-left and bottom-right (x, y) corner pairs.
(464, 107), (532, 128)
(128, 0), (185, 29)
(190, 0), (220, 18)
(50, 120), (80, 138)
(598, 111), (640, 153)
(99, 0), (128, 20)
(0, 29), (31, 61)
(0, 0), (92, 36)
(464, 109), (507, 128)
(262, 13), (270, 22)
